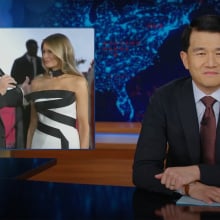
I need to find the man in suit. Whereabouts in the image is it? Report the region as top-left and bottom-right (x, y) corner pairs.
(133, 14), (220, 203)
(0, 75), (30, 148)
(10, 39), (44, 146)
(11, 39), (44, 83)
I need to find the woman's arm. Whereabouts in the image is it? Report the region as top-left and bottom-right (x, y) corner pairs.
(26, 102), (38, 149)
(75, 77), (90, 149)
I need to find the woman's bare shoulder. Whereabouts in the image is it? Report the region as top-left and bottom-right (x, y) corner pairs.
(67, 74), (87, 85)
(31, 74), (47, 90)
(64, 74), (88, 92)
(33, 74), (45, 80)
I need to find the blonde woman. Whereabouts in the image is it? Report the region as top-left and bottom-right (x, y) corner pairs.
(26, 33), (89, 149)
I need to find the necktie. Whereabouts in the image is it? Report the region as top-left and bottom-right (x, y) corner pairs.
(200, 96), (217, 164)
(30, 57), (36, 78)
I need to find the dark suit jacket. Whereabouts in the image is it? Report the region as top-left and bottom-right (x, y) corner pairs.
(11, 54), (44, 84)
(133, 77), (220, 195)
(0, 87), (24, 148)
(10, 54), (44, 147)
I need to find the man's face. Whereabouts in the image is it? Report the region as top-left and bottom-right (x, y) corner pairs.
(180, 30), (220, 94)
(27, 43), (38, 57)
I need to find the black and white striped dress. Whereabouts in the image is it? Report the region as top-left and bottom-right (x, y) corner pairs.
(27, 90), (80, 149)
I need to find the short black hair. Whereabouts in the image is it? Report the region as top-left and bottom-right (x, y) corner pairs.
(181, 14), (220, 52)
(26, 39), (37, 49)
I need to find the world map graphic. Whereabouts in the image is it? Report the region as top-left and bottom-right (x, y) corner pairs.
(0, 0), (219, 121)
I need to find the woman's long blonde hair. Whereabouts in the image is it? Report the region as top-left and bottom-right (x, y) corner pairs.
(41, 33), (82, 76)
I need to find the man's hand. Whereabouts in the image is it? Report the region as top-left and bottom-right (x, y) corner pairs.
(0, 75), (17, 95)
(155, 165), (200, 190)
(20, 76), (31, 95)
(189, 181), (220, 203)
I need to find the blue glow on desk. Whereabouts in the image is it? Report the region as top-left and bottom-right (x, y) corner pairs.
(0, 180), (135, 219)
(95, 133), (139, 144)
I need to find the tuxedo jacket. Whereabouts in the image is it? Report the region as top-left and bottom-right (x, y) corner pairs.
(0, 87), (24, 148)
(11, 54), (44, 84)
(133, 77), (220, 195)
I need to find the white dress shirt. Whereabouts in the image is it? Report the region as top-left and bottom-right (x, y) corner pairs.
(192, 81), (220, 129)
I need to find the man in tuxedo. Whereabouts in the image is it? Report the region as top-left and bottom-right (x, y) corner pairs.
(10, 39), (44, 146)
(0, 75), (30, 148)
(133, 14), (220, 203)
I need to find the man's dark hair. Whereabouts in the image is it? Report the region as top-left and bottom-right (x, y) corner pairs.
(26, 39), (37, 49)
(181, 14), (220, 52)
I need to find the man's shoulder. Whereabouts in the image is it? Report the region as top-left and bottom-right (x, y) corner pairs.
(151, 76), (192, 102)
(13, 55), (27, 63)
(36, 56), (42, 61)
(157, 76), (191, 93)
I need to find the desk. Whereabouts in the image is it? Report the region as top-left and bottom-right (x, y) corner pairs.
(0, 179), (220, 219)
(133, 189), (220, 220)
(0, 158), (56, 179)
(11, 149), (135, 186)
(0, 180), (135, 219)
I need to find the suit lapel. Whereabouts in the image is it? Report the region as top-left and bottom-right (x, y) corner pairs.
(215, 113), (220, 163)
(176, 78), (201, 162)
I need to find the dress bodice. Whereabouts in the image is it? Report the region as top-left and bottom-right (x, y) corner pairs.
(27, 90), (77, 127)
(26, 90), (80, 149)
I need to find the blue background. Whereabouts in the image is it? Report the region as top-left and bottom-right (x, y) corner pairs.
(0, 0), (219, 122)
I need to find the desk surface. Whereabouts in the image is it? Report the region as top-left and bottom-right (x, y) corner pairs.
(133, 189), (220, 220)
(0, 158), (56, 179)
(0, 180), (135, 219)
(0, 179), (220, 219)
